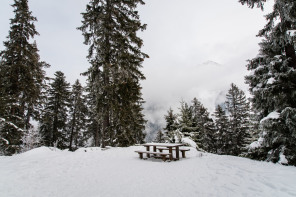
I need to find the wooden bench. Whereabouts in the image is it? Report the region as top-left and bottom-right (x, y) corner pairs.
(157, 147), (169, 152)
(157, 147), (190, 158)
(179, 148), (190, 158)
(135, 151), (171, 162)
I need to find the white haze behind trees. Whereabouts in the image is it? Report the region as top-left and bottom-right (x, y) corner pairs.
(0, 0), (273, 129)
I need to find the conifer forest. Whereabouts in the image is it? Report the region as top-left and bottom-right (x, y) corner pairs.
(0, 0), (296, 167)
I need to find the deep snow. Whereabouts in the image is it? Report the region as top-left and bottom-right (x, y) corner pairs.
(0, 146), (296, 197)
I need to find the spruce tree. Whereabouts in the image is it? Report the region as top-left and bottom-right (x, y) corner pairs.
(154, 130), (165, 143)
(174, 98), (216, 152)
(164, 108), (178, 142)
(190, 98), (203, 149)
(78, 0), (148, 148)
(68, 80), (88, 151)
(242, 0), (296, 165)
(225, 83), (251, 156)
(239, 0), (265, 9)
(0, 0), (48, 155)
(114, 78), (146, 146)
(191, 98), (216, 153)
(84, 81), (101, 147)
(214, 105), (231, 155)
(39, 71), (70, 149)
(178, 101), (194, 134)
(21, 127), (43, 152)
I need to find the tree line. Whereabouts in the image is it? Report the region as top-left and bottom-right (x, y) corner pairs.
(161, 83), (252, 156)
(0, 0), (146, 155)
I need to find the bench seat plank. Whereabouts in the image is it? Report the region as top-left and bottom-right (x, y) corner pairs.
(179, 148), (190, 151)
(135, 151), (171, 156)
(135, 151), (171, 161)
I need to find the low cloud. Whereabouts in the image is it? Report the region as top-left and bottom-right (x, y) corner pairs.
(141, 60), (250, 127)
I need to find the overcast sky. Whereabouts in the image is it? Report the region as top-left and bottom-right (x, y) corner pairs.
(0, 0), (273, 126)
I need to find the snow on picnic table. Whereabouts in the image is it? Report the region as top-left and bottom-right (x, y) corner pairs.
(0, 146), (296, 197)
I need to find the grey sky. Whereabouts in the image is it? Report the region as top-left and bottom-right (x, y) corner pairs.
(0, 0), (273, 126)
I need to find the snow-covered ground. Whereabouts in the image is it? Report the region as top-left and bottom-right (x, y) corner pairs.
(1, 146), (296, 197)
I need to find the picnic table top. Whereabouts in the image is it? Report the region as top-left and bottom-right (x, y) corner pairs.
(143, 143), (183, 147)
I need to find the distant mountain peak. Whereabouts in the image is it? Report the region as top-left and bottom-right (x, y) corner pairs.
(201, 60), (221, 66)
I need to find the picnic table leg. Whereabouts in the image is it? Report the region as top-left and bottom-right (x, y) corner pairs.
(181, 150), (186, 158)
(153, 146), (157, 157)
(146, 146), (150, 158)
(169, 147), (173, 161)
(176, 146), (180, 160)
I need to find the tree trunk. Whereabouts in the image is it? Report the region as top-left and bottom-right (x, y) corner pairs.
(101, 113), (109, 148)
(101, 0), (112, 149)
(69, 109), (76, 151)
(24, 105), (32, 131)
(52, 108), (58, 147)
(285, 43), (296, 69)
(95, 125), (100, 147)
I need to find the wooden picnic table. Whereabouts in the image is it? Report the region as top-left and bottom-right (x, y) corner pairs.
(142, 143), (184, 160)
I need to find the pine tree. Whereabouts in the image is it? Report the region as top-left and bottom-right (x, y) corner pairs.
(21, 127), (43, 152)
(214, 105), (231, 155)
(178, 101), (194, 134)
(78, 0), (148, 148)
(39, 71), (70, 149)
(242, 0), (296, 165)
(114, 78), (146, 146)
(173, 98), (216, 152)
(0, 0), (48, 155)
(239, 0), (265, 9)
(68, 80), (88, 151)
(191, 98), (205, 149)
(248, 107), (261, 143)
(154, 130), (165, 143)
(191, 98), (216, 153)
(84, 81), (101, 147)
(225, 83), (251, 156)
(163, 108), (178, 142)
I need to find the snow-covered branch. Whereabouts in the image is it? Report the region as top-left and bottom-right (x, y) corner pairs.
(0, 117), (24, 132)
(0, 137), (9, 145)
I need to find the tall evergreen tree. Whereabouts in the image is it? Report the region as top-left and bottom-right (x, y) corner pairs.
(241, 0), (296, 165)
(225, 83), (251, 156)
(39, 71), (70, 149)
(214, 105), (231, 155)
(0, 0), (48, 155)
(114, 78), (146, 146)
(68, 80), (88, 151)
(191, 98), (216, 153)
(154, 130), (165, 143)
(163, 108), (178, 142)
(78, 0), (148, 148)
(84, 81), (101, 147)
(178, 101), (194, 134)
(172, 98), (216, 152)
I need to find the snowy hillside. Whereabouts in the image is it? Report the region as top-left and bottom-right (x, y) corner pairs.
(1, 146), (296, 197)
